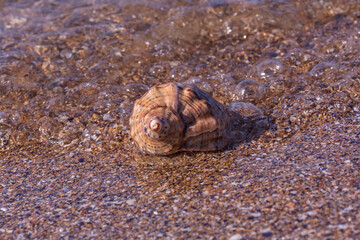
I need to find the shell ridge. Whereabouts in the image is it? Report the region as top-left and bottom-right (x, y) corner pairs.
(165, 83), (179, 112)
(179, 86), (212, 121)
(179, 87), (220, 139)
(181, 131), (229, 152)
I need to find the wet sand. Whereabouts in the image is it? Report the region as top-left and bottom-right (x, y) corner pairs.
(1, 114), (359, 239)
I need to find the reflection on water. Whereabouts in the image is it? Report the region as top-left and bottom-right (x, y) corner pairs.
(0, 0), (359, 153)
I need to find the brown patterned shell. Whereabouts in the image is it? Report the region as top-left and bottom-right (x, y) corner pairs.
(129, 83), (231, 155)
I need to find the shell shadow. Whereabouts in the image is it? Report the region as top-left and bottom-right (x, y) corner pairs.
(228, 109), (272, 147)
(131, 150), (235, 195)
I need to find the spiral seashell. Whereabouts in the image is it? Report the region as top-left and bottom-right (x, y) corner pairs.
(129, 83), (232, 155)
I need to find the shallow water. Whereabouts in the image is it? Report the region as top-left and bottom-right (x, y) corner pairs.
(0, 0), (358, 152)
(0, 0), (359, 239)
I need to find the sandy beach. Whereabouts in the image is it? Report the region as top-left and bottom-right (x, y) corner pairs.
(0, 0), (359, 239)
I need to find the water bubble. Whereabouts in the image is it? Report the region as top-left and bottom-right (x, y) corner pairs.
(310, 62), (338, 78)
(210, 73), (235, 85)
(232, 79), (265, 101)
(169, 65), (191, 80)
(256, 59), (284, 79)
(23, 122), (41, 142)
(119, 99), (133, 109)
(148, 62), (170, 77)
(115, 107), (132, 131)
(0, 111), (22, 128)
(284, 48), (316, 66)
(153, 43), (173, 59)
(65, 84), (97, 108)
(268, 77), (286, 94)
(76, 82), (99, 95)
(208, 73), (235, 96)
(93, 99), (113, 114)
(330, 73), (360, 96)
(228, 101), (263, 118)
(184, 76), (212, 93)
(97, 88), (121, 100)
(121, 83), (149, 99)
(37, 117), (60, 140)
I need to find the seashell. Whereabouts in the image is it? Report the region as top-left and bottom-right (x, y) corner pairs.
(129, 83), (232, 155)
